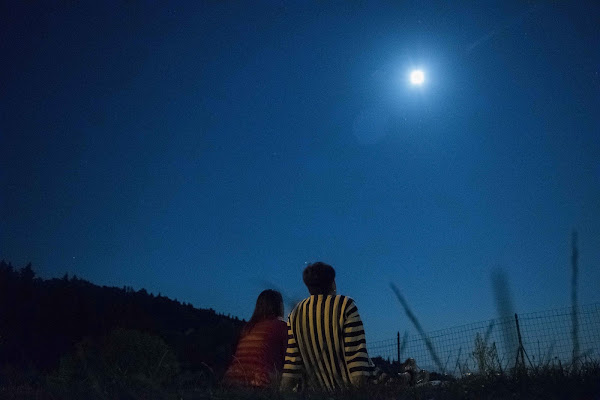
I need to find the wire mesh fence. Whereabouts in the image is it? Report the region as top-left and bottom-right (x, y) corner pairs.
(368, 303), (600, 375)
(369, 337), (398, 363)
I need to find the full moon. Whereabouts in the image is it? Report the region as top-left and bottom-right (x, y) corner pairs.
(410, 69), (425, 85)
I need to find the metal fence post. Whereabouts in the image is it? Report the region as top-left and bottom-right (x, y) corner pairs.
(571, 231), (580, 364)
(515, 313), (525, 368)
(397, 331), (400, 362)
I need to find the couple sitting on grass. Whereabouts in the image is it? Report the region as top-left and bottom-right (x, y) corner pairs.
(223, 261), (419, 392)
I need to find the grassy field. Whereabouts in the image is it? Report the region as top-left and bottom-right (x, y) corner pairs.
(2, 361), (599, 399)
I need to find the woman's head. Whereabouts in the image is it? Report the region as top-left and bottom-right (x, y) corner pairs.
(245, 289), (284, 332)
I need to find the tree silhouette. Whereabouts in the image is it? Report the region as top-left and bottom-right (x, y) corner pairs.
(0, 260), (244, 379)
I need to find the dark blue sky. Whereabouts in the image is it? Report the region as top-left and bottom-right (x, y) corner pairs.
(1, 1), (599, 342)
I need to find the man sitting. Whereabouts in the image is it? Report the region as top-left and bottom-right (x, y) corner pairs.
(281, 262), (376, 392)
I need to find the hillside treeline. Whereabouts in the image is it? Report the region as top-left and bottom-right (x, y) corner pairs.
(0, 260), (244, 378)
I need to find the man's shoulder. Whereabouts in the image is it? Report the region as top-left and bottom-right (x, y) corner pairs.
(288, 298), (307, 319)
(337, 294), (354, 302)
(288, 295), (355, 314)
(332, 294), (356, 308)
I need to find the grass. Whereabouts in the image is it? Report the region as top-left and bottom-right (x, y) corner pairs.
(379, 229), (599, 399)
(571, 231), (580, 364)
(390, 283), (444, 373)
(2, 362), (599, 400)
(211, 360), (600, 400)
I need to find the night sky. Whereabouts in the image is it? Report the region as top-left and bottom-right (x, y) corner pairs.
(1, 1), (599, 342)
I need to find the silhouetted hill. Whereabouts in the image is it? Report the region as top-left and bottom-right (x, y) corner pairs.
(0, 260), (244, 376)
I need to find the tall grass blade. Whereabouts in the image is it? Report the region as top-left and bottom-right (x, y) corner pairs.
(543, 340), (556, 366)
(399, 331), (408, 360)
(483, 320), (495, 348)
(571, 230), (580, 365)
(454, 346), (462, 375)
(390, 283), (444, 372)
(444, 352), (452, 372)
(491, 268), (518, 363)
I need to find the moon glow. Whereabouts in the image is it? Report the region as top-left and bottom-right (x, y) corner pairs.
(410, 70), (425, 85)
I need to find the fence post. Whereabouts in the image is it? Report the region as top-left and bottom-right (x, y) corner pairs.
(571, 230), (579, 365)
(397, 331), (400, 362)
(514, 313), (525, 368)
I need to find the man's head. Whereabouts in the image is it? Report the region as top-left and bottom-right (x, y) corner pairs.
(302, 262), (336, 295)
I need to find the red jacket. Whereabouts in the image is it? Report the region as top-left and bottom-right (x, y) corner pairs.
(224, 318), (288, 388)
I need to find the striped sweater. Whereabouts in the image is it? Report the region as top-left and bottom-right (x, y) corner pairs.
(282, 294), (374, 391)
(224, 318), (288, 388)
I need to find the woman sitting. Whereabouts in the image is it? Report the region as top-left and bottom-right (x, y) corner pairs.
(223, 289), (288, 388)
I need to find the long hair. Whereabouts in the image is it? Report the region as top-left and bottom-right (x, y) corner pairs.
(243, 289), (283, 335)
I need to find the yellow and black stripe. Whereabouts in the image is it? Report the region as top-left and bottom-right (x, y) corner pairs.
(282, 295), (374, 391)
